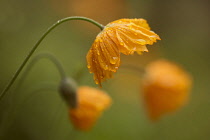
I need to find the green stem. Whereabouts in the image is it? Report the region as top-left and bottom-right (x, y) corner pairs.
(8, 82), (59, 131)
(16, 52), (66, 91)
(120, 65), (146, 76)
(0, 16), (104, 101)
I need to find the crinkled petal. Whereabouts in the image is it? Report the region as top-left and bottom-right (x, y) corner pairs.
(87, 18), (161, 86)
(87, 30), (120, 86)
(109, 18), (151, 30)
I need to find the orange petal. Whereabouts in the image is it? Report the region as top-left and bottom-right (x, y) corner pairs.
(87, 18), (161, 86)
(69, 86), (112, 130)
(142, 59), (192, 121)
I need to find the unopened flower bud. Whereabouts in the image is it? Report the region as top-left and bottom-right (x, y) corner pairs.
(59, 78), (78, 108)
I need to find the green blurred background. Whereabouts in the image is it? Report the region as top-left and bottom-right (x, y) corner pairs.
(0, 0), (210, 139)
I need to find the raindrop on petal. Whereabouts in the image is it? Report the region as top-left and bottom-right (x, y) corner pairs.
(110, 57), (118, 64)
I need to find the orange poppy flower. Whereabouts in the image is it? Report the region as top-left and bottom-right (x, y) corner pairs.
(69, 86), (112, 131)
(87, 18), (160, 86)
(142, 59), (192, 121)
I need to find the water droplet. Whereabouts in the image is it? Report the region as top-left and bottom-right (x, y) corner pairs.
(120, 42), (124, 46)
(113, 57), (118, 60)
(110, 57), (118, 64)
(104, 65), (108, 70)
(111, 69), (116, 72)
(87, 65), (91, 68)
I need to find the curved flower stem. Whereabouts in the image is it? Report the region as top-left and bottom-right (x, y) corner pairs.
(8, 52), (66, 124)
(8, 82), (59, 131)
(15, 52), (66, 91)
(120, 64), (145, 76)
(0, 16), (104, 101)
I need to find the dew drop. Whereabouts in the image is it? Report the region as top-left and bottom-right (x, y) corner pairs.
(104, 65), (108, 70)
(111, 69), (116, 72)
(110, 57), (118, 64)
(105, 65), (109, 69)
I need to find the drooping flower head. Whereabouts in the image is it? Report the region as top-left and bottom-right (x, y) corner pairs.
(142, 59), (192, 121)
(87, 18), (160, 86)
(69, 86), (112, 131)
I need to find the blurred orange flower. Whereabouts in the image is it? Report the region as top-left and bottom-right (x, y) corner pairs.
(68, 0), (128, 25)
(87, 18), (160, 86)
(69, 86), (112, 131)
(51, 0), (128, 31)
(142, 59), (192, 121)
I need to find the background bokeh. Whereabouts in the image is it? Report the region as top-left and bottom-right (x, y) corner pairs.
(0, 0), (210, 139)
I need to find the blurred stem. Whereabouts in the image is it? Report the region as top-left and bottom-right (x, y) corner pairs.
(8, 81), (59, 130)
(21, 82), (58, 101)
(0, 16), (104, 101)
(16, 52), (66, 91)
(120, 65), (145, 76)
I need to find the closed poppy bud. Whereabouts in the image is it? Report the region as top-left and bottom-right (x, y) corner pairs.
(142, 59), (192, 121)
(87, 18), (161, 86)
(69, 86), (112, 131)
(59, 78), (78, 108)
